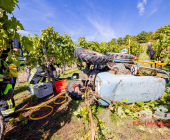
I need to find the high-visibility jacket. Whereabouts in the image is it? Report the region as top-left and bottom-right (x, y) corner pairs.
(0, 79), (14, 99)
(27, 67), (47, 86)
(0, 79), (15, 122)
(0, 74), (3, 82)
(0, 98), (15, 117)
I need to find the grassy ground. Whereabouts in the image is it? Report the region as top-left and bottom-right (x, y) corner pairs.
(4, 56), (170, 140)
(5, 77), (170, 140)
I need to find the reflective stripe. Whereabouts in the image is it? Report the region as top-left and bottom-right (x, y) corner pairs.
(0, 74), (3, 81)
(27, 68), (37, 86)
(6, 99), (14, 110)
(1, 108), (15, 115)
(39, 77), (44, 83)
(18, 57), (24, 61)
(7, 100), (11, 108)
(41, 72), (46, 75)
(9, 99), (13, 108)
(9, 118), (14, 122)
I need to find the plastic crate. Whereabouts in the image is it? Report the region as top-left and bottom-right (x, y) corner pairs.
(29, 83), (53, 98)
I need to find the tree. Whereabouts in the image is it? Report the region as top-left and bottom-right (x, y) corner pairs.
(0, 0), (33, 78)
(130, 41), (143, 56)
(28, 27), (76, 68)
(117, 37), (123, 45)
(152, 25), (170, 62)
(123, 35), (131, 45)
(137, 31), (149, 43)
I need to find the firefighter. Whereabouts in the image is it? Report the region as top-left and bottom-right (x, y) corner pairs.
(0, 38), (24, 122)
(11, 38), (25, 89)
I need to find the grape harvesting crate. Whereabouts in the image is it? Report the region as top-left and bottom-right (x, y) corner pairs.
(29, 83), (53, 98)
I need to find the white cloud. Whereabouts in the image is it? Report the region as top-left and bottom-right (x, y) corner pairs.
(137, 0), (147, 16)
(83, 14), (116, 42)
(61, 8), (116, 43)
(147, 0), (163, 17)
(143, 0), (147, 5)
(86, 19), (116, 42)
(17, 30), (31, 36)
(15, 0), (56, 25)
(149, 8), (158, 16)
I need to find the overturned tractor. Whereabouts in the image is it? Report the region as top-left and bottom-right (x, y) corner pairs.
(67, 47), (166, 106)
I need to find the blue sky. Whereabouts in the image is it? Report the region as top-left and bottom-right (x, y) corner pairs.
(10, 0), (170, 43)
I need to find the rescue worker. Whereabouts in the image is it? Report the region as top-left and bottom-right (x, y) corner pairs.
(148, 42), (154, 60)
(11, 38), (25, 89)
(0, 38), (24, 122)
(148, 42), (155, 68)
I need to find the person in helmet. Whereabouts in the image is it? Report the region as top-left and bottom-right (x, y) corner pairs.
(0, 38), (24, 122)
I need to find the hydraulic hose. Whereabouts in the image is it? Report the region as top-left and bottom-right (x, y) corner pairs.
(15, 92), (67, 120)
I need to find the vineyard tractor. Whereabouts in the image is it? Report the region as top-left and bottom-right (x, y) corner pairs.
(67, 48), (170, 106)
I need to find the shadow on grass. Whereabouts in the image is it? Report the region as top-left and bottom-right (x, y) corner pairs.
(5, 95), (83, 140)
(14, 85), (28, 95)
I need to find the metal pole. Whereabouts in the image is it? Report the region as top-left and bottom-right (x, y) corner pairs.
(129, 39), (130, 54)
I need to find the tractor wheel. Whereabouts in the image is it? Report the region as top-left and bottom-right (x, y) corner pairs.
(106, 52), (135, 60)
(67, 80), (84, 100)
(74, 48), (108, 65)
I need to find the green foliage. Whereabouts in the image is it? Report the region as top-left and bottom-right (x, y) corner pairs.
(129, 41), (143, 56)
(21, 120), (28, 125)
(78, 37), (142, 55)
(0, 0), (18, 14)
(73, 106), (89, 119)
(9, 118), (17, 125)
(27, 27), (76, 68)
(137, 31), (149, 43)
(109, 98), (160, 120)
(117, 37), (123, 45)
(19, 114), (25, 121)
(0, 0), (33, 77)
(152, 25), (170, 61)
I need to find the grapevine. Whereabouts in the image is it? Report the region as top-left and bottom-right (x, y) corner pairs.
(0, 0), (33, 77)
(27, 27), (76, 69)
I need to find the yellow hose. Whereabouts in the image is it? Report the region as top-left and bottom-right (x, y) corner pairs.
(15, 92), (67, 120)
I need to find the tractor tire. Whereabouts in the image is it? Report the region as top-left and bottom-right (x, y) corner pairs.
(74, 48), (108, 65)
(106, 52), (135, 60)
(67, 80), (84, 100)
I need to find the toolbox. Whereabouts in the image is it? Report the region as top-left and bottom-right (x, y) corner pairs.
(29, 83), (53, 98)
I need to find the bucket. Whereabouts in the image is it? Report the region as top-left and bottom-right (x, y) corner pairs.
(55, 80), (67, 93)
